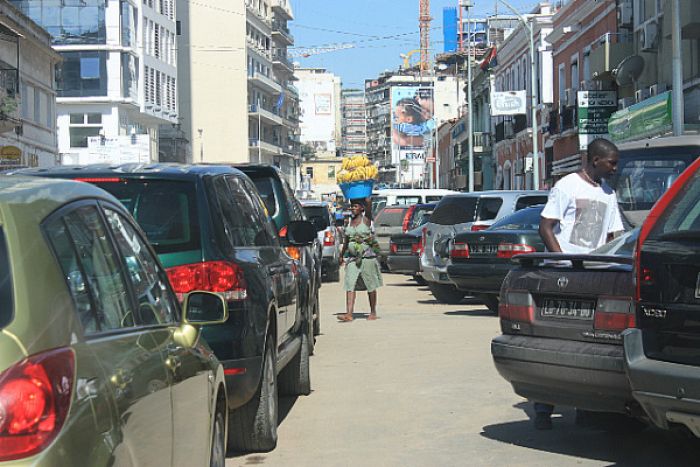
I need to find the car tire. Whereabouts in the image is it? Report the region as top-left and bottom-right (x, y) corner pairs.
(279, 331), (311, 396)
(307, 302), (316, 356)
(478, 294), (499, 314)
(413, 275), (427, 286)
(313, 289), (321, 337)
(228, 337), (278, 453)
(428, 281), (466, 304)
(210, 407), (226, 467)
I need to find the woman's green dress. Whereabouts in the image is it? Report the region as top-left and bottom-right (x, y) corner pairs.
(343, 221), (383, 292)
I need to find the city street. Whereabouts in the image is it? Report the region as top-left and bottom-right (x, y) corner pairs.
(231, 273), (700, 467)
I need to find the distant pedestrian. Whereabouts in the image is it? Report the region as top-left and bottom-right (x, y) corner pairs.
(534, 137), (624, 430)
(338, 198), (383, 322)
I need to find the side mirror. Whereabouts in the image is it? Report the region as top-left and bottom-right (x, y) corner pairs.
(183, 291), (229, 325)
(286, 220), (316, 246)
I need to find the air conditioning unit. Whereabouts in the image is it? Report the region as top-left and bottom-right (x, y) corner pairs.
(618, 97), (635, 109)
(635, 88), (651, 103)
(619, 0), (633, 28)
(641, 21), (658, 51)
(649, 83), (668, 96)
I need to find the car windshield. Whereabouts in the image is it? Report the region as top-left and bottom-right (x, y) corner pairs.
(591, 228), (640, 257)
(489, 206), (544, 231)
(92, 180), (201, 255)
(303, 206), (330, 229)
(375, 207), (408, 226)
(648, 168), (700, 241)
(430, 196), (477, 225)
(0, 228), (11, 329)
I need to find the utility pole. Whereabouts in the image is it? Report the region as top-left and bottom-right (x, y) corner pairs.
(465, 0), (474, 192)
(671, 0), (684, 136)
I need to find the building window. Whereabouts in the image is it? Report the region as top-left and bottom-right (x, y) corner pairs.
(58, 51), (108, 97)
(69, 113), (103, 148)
(15, 0), (107, 45)
(328, 166), (336, 178)
(306, 167), (314, 178)
(33, 88), (42, 124)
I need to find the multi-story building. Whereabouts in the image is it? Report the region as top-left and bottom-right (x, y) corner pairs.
(0, 0), (61, 169)
(340, 89), (366, 157)
(177, 0), (300, 186)
(296, 68), (341, 157)
(12, 0), (178, 165)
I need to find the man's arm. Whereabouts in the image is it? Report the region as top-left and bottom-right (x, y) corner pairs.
(539, 218), (563, 253)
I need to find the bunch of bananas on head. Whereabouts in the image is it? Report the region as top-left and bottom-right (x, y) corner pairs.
(336, 155), (379, 184)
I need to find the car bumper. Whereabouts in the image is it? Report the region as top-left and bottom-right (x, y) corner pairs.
(421, 264), (451, 284)
(222, 356), (263, 409)
(447, 262), (511, 294)
(321, 245), (337, 259)
(624, 328), (700, 435)
(491, 334), (633, 413)
(387, 254), (419, 274)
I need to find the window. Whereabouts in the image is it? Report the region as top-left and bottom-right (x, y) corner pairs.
(476, 197), (503, 221)
(104, 208), (179, 325)
(306, 166), (314, 177)
(515, 195), (548, 211)
(33, 88), (41, 124)
(45, 205), (134, 333)
(327, 166), (335, 179)
(69, 127), (101, 148)
(45, 92), (53, 129)
(430, 197), (477, 225)
(570, 56), (579, 90)
(21, 82), (28, 118)
(58, 51), (107, 97)
(375, 207), (408, 227)
(0, 228), (12, 330)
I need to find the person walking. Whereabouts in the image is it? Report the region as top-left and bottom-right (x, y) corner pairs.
(337, 198), (383, 322)
(533, 137), (624, 430)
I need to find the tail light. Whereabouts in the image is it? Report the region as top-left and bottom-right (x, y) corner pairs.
(0, 348), (74, 461)
(450, 242), (470, 259)
(496, 243), (536, 259)
(389, 242), (398, 254)
(402, 206), (416, 232)
(594, 297), (636, 331)
(166, 261), (247, 300)
(499, 290), (534, 323)
(74, 177), (123, 183)
(323, 231), (335, 246)
(420, 227), (427, 256)
(285, 246), (301, 261)
(471, 224), (489, 232)
(411, 241), (421, 255)
(279, 226), (288, 238)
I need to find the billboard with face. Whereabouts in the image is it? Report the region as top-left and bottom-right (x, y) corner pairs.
(391, 85), (435, 185)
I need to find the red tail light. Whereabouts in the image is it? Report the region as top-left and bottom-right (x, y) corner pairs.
(74, 177), (124, 183)
(450, 242), (470, 258)
(496, 243), (536, 259)
(323, 231), (335, 246)
(498, 290), (534, 323)
(279, 226), (288, 238)
(402, 205), (416, 232)
(166, 261), (247, 300)
(471, 224), (489, 232)
(594, 297), (636, 331)
(390, 243), (398, 254)
(0, 348), (74, 461)
(411, 241), (421, 255)
(285, 246), (301, 261)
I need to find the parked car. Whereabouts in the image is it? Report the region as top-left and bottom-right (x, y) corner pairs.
(371, 188), (457, 212)
(624, 156), (700, 436)
(302, 201), (341, 282)
(447, 205), (545, 313)
(15, 164), (317, 453)
(374, 205), (414, 269)
(491, 228), (641, 418)
(0, 176), (229, 465)
(237, 165), (322, 337)
(421, 191), (549, 304)
(386, 203), (436, 281)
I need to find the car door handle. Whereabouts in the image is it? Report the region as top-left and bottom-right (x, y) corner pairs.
(165, 356), (181, 372)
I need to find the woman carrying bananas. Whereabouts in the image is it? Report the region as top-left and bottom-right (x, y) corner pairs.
(337, 197), (383, 322)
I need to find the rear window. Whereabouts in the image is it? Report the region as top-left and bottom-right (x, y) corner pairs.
(0, 229), (12, 329)
(375, 207), (408, 226)
(476, 197), (503, 221)
(395, 196), (420, 205)
(489, 206), (544, 231)
(425, 196), (443, 203)
(251, 177), (278, 216)
(515, 196), (548, 211)
(92, 180), (201, 255)
(615, 159), (687, 212)
(648, 169), (700, 240)
(408, 205), (434, 230)
(303, 206), (330, 229)
(430, 197), (477, 225)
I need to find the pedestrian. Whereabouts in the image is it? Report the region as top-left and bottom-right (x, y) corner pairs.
(337, 198), (383, 322)
(534, 137), (624, 430)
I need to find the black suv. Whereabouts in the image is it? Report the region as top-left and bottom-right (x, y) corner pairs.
(237, 165), (322, 336)
(15, 164), (317, 452)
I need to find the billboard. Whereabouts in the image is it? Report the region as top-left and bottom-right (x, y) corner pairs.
(391, 85), (435, 185)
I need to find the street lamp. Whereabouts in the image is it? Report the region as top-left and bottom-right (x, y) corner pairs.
(497, 0), (539, 190)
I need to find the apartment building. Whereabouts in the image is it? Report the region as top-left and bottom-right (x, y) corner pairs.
(340, 89), (366, 157)
(0, 0), (60, 169)
(12, 0), (178, 165)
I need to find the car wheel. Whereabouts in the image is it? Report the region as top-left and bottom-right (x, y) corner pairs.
(307, 302), (316, 356)
(279, 331), (311, 396)
(413, 275), (427, 286)
(228, 337), (278, 452)
(427, 281), (466, 304)
(477, 294), (499, 314)
(313, 289), (321, 336)
(210, 408), (226, 467)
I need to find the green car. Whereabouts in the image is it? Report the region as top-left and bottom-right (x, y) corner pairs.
(0, 176), (229, 466)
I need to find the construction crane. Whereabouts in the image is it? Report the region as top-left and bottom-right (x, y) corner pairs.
(288, 43), (356, 59)
(419, 0), (431, 71)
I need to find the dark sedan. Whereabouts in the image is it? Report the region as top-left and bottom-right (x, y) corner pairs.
(447, 206), (544, 313)
(491, 229), (644, 417)
(387, 203), (435, 280)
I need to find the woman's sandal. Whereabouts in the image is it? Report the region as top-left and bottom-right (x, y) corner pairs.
(337, 314), (354, 322)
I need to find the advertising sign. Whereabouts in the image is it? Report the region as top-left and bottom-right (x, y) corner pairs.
(314, 94), (332, 115)
(391, 85), (435, 184)
(608, 91), (672, 143)
(577, 90), (617, 150)
(491, 91), (526, 116)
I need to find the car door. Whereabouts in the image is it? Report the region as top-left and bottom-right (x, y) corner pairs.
(102, 205), (215, 466)
(43, 203), (174, 466)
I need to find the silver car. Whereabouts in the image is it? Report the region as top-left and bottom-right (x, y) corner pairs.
(421, 190), (548, 303)
(302, 201), (341, 282)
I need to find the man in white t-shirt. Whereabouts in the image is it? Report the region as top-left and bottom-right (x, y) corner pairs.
(532, 137), (624, 430)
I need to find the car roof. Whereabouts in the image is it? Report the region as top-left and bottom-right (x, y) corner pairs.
(11, 163), (246, 179)
(443, 190), (549, 199)
(0, 175), (122, 221)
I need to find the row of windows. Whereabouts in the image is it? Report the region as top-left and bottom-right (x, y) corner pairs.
(20, 82), (54, 130)
(144, 66), (176, 112)
(144, 19), (176, 65)
(144, 0), (175, 21)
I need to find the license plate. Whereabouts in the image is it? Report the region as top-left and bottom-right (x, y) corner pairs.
(470, 244), (498, 255)
(541, 299), (595, 320)
(397, 244), (412, 252)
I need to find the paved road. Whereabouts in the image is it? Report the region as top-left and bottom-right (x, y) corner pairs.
(229, 273), (700, 466)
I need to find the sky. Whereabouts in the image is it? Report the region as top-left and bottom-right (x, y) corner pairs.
(288, 0), (544, 89)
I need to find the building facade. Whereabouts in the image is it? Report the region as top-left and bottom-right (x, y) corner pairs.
(340, 88), (366, 157)
(296, 68), (341, 155)
(0, 0), (61, 169)
(12, 0), (177, 165)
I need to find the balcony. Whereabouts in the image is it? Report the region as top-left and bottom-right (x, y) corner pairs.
(473, 132), (492, 153)
(272, 23), (294, 45)
(249, 71), (283, 94)
(249, 138), (284, 156)
(246, 3), (272, 29)
(246, 38), (272, 62)
(272, 53), (294, 72)
(590, 34), (634, 80)
(271, 0), (294, 20)
(249, 104), (283, 126)
(286, 84), (299, 99)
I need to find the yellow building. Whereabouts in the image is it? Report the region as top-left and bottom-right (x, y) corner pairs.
(301, 151), (343, 198)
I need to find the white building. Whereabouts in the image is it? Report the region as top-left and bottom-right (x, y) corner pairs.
(0, 1), (61, 169)
(296, 68), (342, 155)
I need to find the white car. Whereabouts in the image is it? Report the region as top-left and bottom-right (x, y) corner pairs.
(302, 201), (341, 282)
